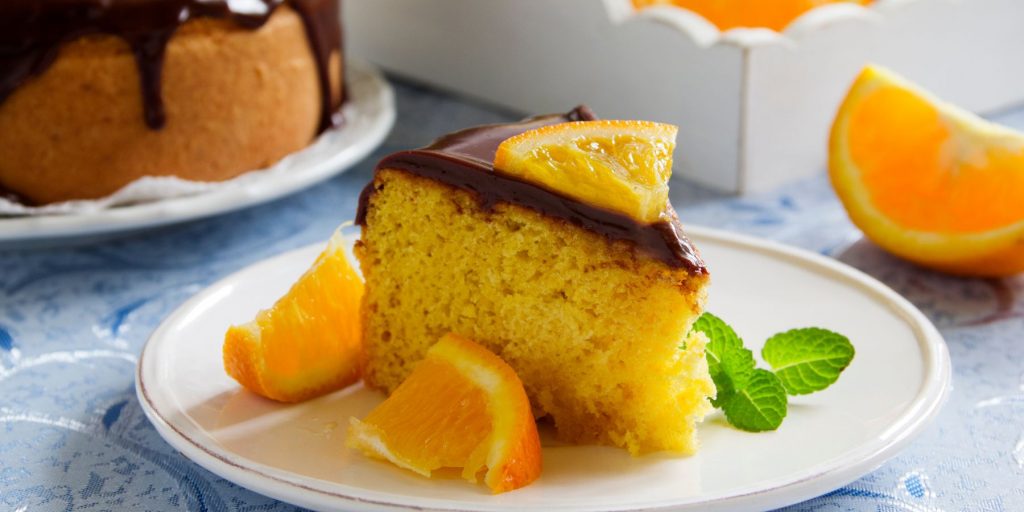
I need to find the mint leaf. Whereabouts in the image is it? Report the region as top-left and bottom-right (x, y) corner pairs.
(692, 313), (755, 408)
(692, 314), (854, 433)
(762, 327), (855, 395)
(720, 369), (788, 432)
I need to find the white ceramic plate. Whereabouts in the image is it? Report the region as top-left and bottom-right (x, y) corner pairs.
(0, 60), (394, 247)
(136, 226), (951, 512)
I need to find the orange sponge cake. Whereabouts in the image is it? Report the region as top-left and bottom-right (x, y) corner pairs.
(355, 107), (715, 455)
(0, 0), (343, 204)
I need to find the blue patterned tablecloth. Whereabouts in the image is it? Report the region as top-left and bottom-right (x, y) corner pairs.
(2, 79), (1023, 512)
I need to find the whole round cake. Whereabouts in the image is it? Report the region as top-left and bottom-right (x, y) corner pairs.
(0, 0), (344, 205)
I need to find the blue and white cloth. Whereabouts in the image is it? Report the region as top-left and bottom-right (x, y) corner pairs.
(1, 81), (1022, 511)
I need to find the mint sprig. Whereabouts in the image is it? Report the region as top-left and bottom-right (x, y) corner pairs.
(692, 313), (754, 408)
(719, 369), (788, 432)
(762, 328), (855, 395)
(691, 313), (854, 432)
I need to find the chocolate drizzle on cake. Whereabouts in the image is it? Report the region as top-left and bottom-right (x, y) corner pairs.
(0, 0), (343, 131)
(0, 185), (32, 207)
(356, 106), (708, 275)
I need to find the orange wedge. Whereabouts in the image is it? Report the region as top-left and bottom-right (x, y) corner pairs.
(633, 0), (872, 32)
(830, 65), (1024, 277)
(223, 230), (364, 402)
(347, 333), (542, 493)
(494, 120), (677, 223)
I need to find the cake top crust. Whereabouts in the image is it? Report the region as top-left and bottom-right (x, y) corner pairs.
(356, 106), (708, 275)
(0, 0), (343, 131)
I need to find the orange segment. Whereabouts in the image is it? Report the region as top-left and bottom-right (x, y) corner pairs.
(223, 230), (364, 402)
(494, 120), (677, 223)
(830, 65), (1024, 277)
(633, 0), (872, 32)
(348, 333), (542, 493)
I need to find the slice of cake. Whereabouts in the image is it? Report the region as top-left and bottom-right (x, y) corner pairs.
(355, 107), (714, 455)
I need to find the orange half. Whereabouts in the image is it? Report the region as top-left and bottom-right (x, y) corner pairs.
(223, 230), (364, 402)
(830, 65), (1024, 277)
(347, 333), (542, 493)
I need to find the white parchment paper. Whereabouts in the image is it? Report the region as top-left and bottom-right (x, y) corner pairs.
(0, 126), (341, 217)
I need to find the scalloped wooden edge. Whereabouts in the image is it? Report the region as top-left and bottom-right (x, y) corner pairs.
(604, 0), (911, 49)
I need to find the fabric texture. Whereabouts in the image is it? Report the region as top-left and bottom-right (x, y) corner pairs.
(1, 81), (1022, 511)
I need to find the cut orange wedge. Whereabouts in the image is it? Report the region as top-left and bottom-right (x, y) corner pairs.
(347, 333), (542, 493)
(494, 120), (677, 223)
(633, 0), (872, 32)
(830, 66), (1024, 277)
(223, 230), (364, 402)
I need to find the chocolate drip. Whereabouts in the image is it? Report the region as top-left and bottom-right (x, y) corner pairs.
(0, 0), (343, 131)
(356, 106), (707, 275)
(0, 185), (33, 207)
(290, 0), (344, 130)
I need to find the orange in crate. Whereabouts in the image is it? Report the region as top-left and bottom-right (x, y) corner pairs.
(223, 230), (364, 402)
(634, 0), (873, 32)
(348, 333), (542, 493)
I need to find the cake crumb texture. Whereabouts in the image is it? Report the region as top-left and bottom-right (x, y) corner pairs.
(357, 169), (715, 455)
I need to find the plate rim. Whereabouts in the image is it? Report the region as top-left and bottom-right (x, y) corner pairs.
(135, 225), (952, 512)
(0, 59), (395, 244)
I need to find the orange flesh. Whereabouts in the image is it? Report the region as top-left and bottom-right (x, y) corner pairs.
(494, 120), (677, 224)
(849, 86), (1024, 234)
(361, 358), (493, 471)
(224, 236), (364, 402)
(532, 134), (673, 186)
(348, 334), (542, 493)
(260, 250), (362, 395)
(633, 0), (872, 31)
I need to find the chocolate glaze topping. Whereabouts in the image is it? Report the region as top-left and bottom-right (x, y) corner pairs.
(356, 106), (708, 275)
(0, 0), (343, 131)
(0, 187), (30, 207)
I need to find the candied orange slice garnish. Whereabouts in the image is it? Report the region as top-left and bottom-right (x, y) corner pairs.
(494, 120), (677, 223)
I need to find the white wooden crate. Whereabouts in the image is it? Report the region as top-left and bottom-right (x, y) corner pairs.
(345, 0), (1024, 194)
